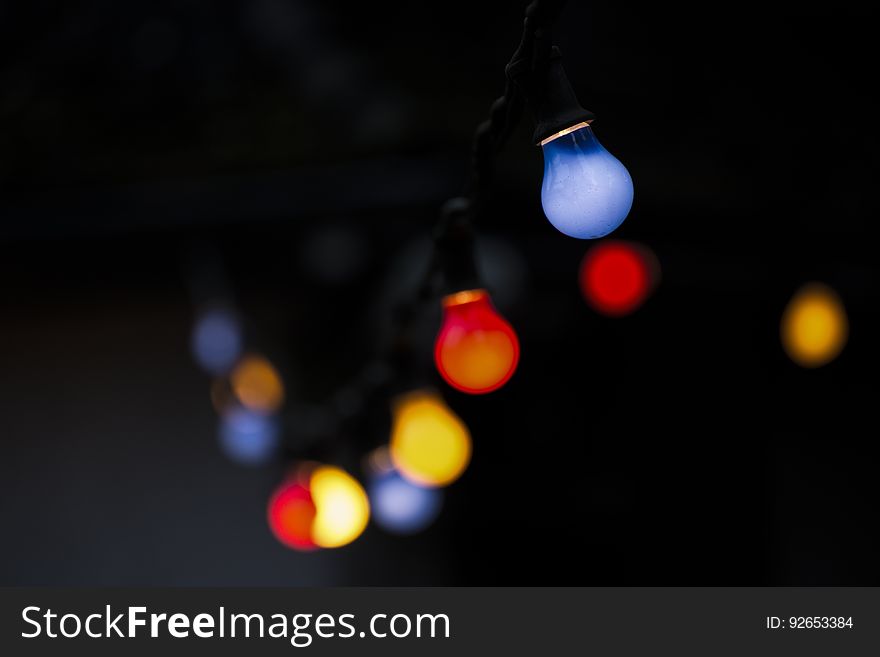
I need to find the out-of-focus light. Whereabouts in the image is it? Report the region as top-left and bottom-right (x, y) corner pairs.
(579, 240), (658, 316)
(218, 406), (280, 465)
(267, 481), (318, 551)
(231, 354), (285, 413)
(191, 308), (242, 375)
(390, 390), (471, 487)
(541, 123), (634, 239)
(781, 283), (848, 368)
(369, 470), (443, 535)
(309, 465), (370, 549)
(434, 289), (519, 394)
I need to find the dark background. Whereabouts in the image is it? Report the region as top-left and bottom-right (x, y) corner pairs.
(1, 1), (878, 585)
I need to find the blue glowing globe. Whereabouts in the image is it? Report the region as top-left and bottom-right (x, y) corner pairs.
(218, 407), (279, 465)
(540, 124), (634, 239)
(369, 470), (443, 534)
(191, 308), (242, 375)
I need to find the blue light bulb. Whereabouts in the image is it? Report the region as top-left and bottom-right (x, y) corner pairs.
(191, 308), (242, 375)
(218, 407), (279, 465)
(369, 470), (443, 535)
(540, 123), (634, 239)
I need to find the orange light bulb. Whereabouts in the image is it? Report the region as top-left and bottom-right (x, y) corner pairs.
(230, 354), (285, 414)
(434, 289), (520, 394)
(781, 282), (848, 368)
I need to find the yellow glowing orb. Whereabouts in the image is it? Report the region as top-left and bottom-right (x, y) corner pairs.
(309, 465), (370, 548)
(781, 283), (848, 368)
(389, 390), (471, 487)
(230, 354), (285, 413)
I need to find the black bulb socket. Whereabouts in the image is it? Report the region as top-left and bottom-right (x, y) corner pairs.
(507, 46), (595, 145)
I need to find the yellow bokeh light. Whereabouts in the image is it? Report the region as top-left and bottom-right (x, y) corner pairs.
(389, 390), (471, 487)
(230, 354), (285, 413)
(781, 283), (848, 368)
(309, 465), (370, 548)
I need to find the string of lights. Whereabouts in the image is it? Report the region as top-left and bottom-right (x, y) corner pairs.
(190, 0), (655, 550)
(3, 0), (869, 593)
(188, 0), (855, 554)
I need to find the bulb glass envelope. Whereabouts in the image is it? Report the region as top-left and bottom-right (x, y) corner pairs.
(541, 123), (634, 239)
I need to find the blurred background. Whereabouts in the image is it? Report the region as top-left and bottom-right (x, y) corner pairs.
(1, 1), (878, 585)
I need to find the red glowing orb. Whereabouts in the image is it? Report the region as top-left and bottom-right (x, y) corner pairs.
(434, 289), (520, 394)
(579, 241), (655, 316)
(267, 481), (317, 551)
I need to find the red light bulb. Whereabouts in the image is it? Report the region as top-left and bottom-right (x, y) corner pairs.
(267, 480), (317, 551)
(579, 241), (655, 316)
(434, 289), (520, 394)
